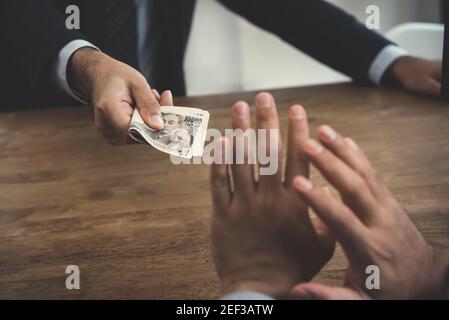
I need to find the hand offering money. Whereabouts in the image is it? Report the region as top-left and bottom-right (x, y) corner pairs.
(129, 107), (210, 158)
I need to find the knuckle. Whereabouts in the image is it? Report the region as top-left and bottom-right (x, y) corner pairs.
(343, 177), (366, 197)
(134, 72), (147, 83)
(334, 136), (346, 148)
(357, 167), (376, 182)
(340, 208), (357, 224)
(367, 237), (394, 262)
(130, 73), (147, 89)
(334, 208), (358, 235)
(364, 170), (388, 195)
(95, 99), (109, 113)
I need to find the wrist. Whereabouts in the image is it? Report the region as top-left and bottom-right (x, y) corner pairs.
(384, 56), (415, 86)
(67, 47), (104, 98)
(221, 279), (292, 299)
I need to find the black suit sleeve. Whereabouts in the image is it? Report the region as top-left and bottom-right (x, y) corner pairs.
(0, 0), (86, 106)
(218, 0), (393, 83)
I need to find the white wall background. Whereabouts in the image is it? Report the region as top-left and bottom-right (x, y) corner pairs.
(184, 0), (441, 96)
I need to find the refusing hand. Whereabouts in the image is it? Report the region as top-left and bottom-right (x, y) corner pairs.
(210, 93), (335, 299)
(292, 125), (449, 299)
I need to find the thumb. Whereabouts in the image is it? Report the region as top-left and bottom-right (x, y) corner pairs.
(130, 79), (163, 130)
(292, 283), (365, 300)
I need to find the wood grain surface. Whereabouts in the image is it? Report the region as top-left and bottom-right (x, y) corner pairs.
(1, 83), (449, 299)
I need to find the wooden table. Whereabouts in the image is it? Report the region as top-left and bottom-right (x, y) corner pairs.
(1, 83), (449, 299)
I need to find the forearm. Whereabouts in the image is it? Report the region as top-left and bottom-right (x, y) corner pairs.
(219, 0), (392, 82)
(2, 0), (84, 91)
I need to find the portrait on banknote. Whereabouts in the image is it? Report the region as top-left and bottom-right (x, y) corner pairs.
(128, 106), (210, 158)
(150, 113), (196, 156)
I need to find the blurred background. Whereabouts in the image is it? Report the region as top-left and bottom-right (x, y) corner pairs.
(184, 0), (442, 96)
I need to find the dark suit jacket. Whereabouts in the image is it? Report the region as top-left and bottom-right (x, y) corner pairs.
(0, 0), (392, 109)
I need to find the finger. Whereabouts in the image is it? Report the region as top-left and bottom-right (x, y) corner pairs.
(255, 92), (282, 188)
(293, 176), (367, 246)
(230, 101), (255, 196)
(317, 125), (372, 175)
(130, 79), (163, 130)
(108, 101), (133, 131)
(284, 104), (309, 187)
(97, 101), (133, 144)
(160, 90), (174, 106)
(210, 137), (232, 213)
(317, 125), (384, 199)
(311, 187), (334, 240)
(311, 215), (330, 237)
(311, 210), (336, 262)
(152, 89), (161, 101)
(303, 139), (378, 223)
(292, 283), (365, 300)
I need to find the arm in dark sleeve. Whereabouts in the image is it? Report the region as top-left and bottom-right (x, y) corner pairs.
(218, 0), (393, 83)
(0, 0), (86, 101)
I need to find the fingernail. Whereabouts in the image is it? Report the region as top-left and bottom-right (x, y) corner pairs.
(233, 102), (249, 120)
(152, 89), (160, 100)
(166, 90), (173, 100)
(151, 115), (163, 128)
(345, 137), (359, 150)
(304, 139), (323, 155)
(320, 125), (337, 141)
(257, 93), (272, 108)
(294, 176), (313, 192)
(290, 105), (305, 120)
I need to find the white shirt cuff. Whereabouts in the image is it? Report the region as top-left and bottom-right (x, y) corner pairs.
(368, 45), (408, 85)
(54, 39), (100, 104)
(221, 291), (274, 300)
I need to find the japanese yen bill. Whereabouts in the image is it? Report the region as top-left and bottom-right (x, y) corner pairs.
(129, 106), (210, 159)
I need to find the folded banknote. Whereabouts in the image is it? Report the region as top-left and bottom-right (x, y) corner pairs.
(129, 106), (210, 159)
